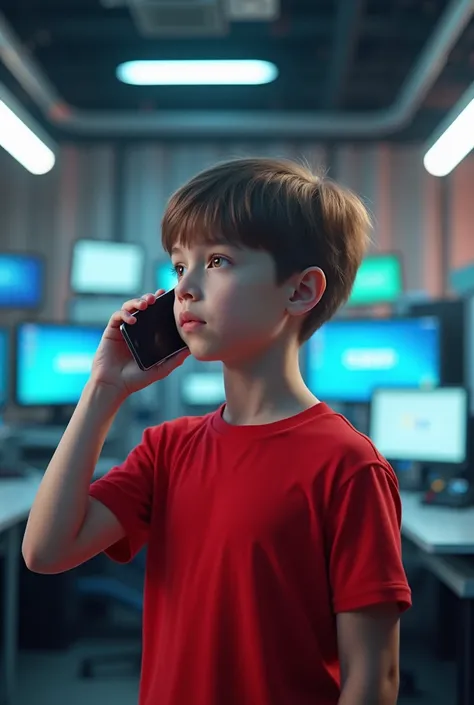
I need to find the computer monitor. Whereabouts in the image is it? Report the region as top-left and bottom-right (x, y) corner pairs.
(15, 322), (103, 407)
(182, 372), (225, 406)
(410, 299), (464, 386)
(0, 252), (44, 308)
(347, 253), (403, 307)
(70, 239), (145, 296)
(0, 327), (9, 409)
(155, 260), (177, 292)
(370, 387), (468, 465)
(306, 316), (440, 403)
(68, 296), (125, 325)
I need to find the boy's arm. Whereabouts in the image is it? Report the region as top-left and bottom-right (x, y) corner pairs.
(324, 463), (411, 704)
(337, 604), (400, 705)
(22, 381), (126, 574)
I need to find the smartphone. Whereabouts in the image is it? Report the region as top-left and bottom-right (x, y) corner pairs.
(120, 289), (188, 371)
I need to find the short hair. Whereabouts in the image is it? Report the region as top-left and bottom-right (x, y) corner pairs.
(161, 157), (371, 342)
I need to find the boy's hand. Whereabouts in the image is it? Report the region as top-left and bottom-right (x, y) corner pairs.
(90, 289), (190, 399)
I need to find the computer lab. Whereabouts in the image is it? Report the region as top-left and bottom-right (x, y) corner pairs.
(1, 2), (474, 705)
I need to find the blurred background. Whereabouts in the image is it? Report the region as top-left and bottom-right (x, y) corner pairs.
(1, 1), (474, 704)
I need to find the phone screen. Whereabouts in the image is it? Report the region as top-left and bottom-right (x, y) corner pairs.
(120, 289), (188, 370)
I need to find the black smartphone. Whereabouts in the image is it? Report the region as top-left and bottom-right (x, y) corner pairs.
(120, 289), (188, 371)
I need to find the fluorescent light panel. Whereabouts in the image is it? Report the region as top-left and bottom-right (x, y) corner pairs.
(117, 60), (278, 86)
(0, 99), (55, 175)
(424, 84), (474, 177)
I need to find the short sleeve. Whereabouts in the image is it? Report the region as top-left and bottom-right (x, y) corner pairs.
(326, 463), (412, 614)
(88, 427), (157, 563)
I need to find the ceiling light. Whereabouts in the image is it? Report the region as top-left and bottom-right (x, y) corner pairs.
(116, 60), (278, 86)
(424, 87), (474, 177)
(0, 99), (55, 175)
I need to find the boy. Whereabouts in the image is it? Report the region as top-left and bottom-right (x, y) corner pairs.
(23, 158), (411, 705)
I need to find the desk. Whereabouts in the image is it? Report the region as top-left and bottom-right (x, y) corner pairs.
(400, 491), (474, 705)
(401, 491), (474, 554)
(0, 458), (119, 704)
(0, 474), (42, 705)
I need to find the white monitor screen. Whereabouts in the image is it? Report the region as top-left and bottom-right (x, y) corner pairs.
(370, 387), (468, 464)
(182, 373), (225, 406)
(68, 297), (125, 325)
(71, 240), (144, 295)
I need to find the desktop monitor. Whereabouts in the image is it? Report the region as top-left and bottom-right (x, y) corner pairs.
(0, 252), (44, 308)
(410, 299), (465, 386)
(70, 239), (145, 296)
(15, 322), (103, 406)
(370, 387), (468, 465)
(347, 253), (403, 307)
(155, 260), (177, 292)
(306, 316), (440, 403)
(0, 327), (9, 409)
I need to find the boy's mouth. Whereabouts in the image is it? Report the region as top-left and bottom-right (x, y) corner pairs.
(179, 311), (206, 332)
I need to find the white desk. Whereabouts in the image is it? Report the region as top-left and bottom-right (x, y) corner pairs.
(0, 475), (42, 533)
(401, 491), (474, 555)
(0, 460), (118, 704)
(400, 491), (474, 705)
(0, 473), (42, 705)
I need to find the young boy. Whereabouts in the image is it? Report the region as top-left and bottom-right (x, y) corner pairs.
(23, 158), (411, 705)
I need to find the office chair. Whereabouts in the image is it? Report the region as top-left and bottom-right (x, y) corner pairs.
(77, 552), (145, 679)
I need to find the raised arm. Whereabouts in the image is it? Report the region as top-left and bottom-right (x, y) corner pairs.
(22, 290), (189, 574)
(22, 381), (126, 573)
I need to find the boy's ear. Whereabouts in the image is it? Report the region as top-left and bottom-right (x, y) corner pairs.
(287, 267), (326, 317)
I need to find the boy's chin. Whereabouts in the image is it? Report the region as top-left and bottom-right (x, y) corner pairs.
(186, 341), (224, 363)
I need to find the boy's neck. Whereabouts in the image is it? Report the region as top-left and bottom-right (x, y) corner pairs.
(221, 344), (319, 427)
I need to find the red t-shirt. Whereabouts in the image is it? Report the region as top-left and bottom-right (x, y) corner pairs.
(89, 402), (411, 705)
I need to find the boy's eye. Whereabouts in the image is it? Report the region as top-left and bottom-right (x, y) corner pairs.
(209, 256), (229, 269)
(172, 256), (231, 277)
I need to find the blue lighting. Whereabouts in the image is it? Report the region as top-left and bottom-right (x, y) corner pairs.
(117, 60), (279, 86)
(155, 261), (177, 292)
(0, 253), (43, 308)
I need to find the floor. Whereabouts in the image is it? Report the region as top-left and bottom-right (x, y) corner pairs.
(11, 638), (457, 705)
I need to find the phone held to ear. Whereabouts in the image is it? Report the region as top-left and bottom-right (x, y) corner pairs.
(120, 289), (188, 371)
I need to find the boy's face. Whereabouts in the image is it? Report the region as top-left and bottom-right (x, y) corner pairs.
(171, 242), (296, 364)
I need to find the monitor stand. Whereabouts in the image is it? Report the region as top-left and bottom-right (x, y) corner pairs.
(16, 406), (76, 459)
(393, 461), (424, 491)
(48, 405), (74, 427)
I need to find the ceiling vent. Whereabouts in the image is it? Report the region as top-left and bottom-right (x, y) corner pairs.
(128, 0), (228, 37)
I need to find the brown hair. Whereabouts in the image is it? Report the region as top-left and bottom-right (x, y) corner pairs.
(161, 157), (371, 342)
